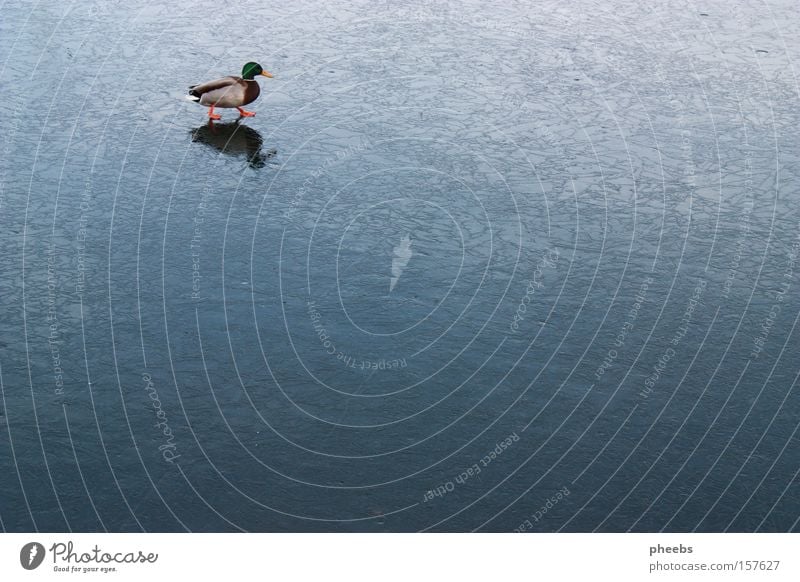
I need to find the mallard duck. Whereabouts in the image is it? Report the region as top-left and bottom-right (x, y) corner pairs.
(187, 62), (273, 120)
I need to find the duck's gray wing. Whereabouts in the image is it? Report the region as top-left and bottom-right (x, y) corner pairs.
(188, 76), (245, 106)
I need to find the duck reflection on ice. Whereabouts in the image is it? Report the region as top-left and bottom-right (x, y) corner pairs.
(191, 120), (276, 168)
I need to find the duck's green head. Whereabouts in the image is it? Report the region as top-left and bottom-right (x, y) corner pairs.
(242, 62), (273, 80)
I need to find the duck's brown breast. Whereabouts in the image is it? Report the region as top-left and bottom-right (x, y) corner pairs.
(243, 80), (261, 106)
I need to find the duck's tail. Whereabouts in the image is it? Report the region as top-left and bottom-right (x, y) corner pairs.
(186, 87), (201, 102)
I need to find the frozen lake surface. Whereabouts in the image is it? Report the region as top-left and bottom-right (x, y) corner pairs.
(0, 0), (798, 531)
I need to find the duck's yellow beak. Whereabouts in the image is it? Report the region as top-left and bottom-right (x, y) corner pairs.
(261, 70), (273, 78)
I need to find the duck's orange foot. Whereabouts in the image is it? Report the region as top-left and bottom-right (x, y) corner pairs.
(207, 106), (221, 120)
(237, 107), (256, 117)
